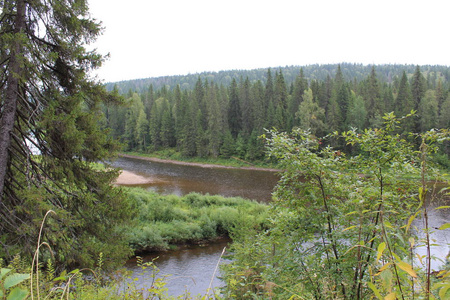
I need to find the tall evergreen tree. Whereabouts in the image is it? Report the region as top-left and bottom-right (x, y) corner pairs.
(364, 66), (382, 127)
(251, 80), (266, 133)
(206, 83), (221, 157)
(173, 85), (184, 151)
(395, 71), (413, 116)
(0, 0), (132, 267)
(160, 99), (175, 147)
(264, 69), (274, 120)
(228, 78), (241, 138)
(290, 68), (308, 128)
(148, 98), (162, 149)
(240, 77), (253, 136)
(411, 66), (427, 132)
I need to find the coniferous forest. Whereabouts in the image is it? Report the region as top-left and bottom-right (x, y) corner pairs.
(104, 64), (450, 164)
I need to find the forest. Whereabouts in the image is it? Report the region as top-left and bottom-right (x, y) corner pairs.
(2, 0), (450, 298)
(103, 64), (450, 164)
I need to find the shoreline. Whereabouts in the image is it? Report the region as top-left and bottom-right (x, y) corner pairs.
(118, 153), (281, 172)
(113, 170), (155, 185)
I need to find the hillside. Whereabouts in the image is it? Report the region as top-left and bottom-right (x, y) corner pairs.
(105, 63), (450, 93)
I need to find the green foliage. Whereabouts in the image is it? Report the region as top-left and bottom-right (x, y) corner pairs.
(222, 114), (450, 299)
(0, 268), (29, 300)
(125, 189), (268, 252)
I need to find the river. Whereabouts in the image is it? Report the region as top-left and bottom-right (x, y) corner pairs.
(111, 156), (279, 296)
(111, 156), (279, 203)
(112, 156), (450, 297)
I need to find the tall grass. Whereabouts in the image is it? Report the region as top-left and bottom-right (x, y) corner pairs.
(125, 188), (269, 252)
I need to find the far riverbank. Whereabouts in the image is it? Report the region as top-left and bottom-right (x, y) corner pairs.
(118, 153), (281, 172)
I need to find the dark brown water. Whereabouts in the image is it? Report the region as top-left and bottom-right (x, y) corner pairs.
(111, 156), (279, 202)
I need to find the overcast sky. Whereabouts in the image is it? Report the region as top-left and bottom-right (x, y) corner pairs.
(88, 0), (450, 83)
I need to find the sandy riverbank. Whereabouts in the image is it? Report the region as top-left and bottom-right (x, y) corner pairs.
(114, 170), (154, 185)
(118, 154), (281, 172)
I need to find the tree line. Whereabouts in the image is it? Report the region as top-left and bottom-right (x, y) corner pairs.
(105, 63), (450, 95)
(104, 65), (450, 161)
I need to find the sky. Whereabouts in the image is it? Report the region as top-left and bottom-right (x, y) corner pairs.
(88, 0), (450, 83)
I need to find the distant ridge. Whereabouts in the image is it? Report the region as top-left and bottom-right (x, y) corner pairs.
(105, 63), (450, 94)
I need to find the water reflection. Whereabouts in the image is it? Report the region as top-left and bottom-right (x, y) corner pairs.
(125, 240), (230, 297)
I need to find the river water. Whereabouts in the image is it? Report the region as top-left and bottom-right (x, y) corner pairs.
(112, 156), (449, 296)
(111, 156), (279, 296)
(111, 156), (279, 203)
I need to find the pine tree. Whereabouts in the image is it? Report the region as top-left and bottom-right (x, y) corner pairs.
(173, 85), (185, 151)
(149, 99), (162, 150)
(160, 99), (175, 147)
(364, 66), (382, 127)
(411, 66), (427, 132)
(265, 69), (274, 119)
(0, 0), (132, 267)
(251, 80), (266, 133)
(228, 78), (241, 138)
(240, 77), (253, 136)
(206, 83), (221, 157)
(274, 70), (288, 130)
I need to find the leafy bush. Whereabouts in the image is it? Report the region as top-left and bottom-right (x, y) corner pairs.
(222, 114), (450, 299)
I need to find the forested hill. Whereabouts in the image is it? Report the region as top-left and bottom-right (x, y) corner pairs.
(105, 63), (450, 94)
(103, 63), (450, 166)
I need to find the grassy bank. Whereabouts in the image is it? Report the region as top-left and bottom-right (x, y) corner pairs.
(123, 187), (269, 253)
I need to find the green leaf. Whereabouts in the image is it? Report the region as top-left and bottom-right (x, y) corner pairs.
(439, 223), (450, 230)
(396, 261), (417, 278)
(377, 242), (386, 262)
(1, 268), (12, 280)
(6, 287), (29, 300)
(343, 225), (357, 232)
(4, 273), (30, 289)
(419, 187), (427, 202)
(367, 282), (383, 300)
(405, 210), (421, 234)
(385, 292), (397, 300)
(435, 206), (450, 210)
(439, 283), (450, 300)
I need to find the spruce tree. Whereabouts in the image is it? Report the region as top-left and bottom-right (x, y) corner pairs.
(228, 78), (241, 138)
(411, 66), (427, 132)
(0, 0), (132, 267)
(364, 66), (382, 126)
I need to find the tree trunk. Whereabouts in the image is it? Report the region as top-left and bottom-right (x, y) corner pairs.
(0, 0), (26, 200)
